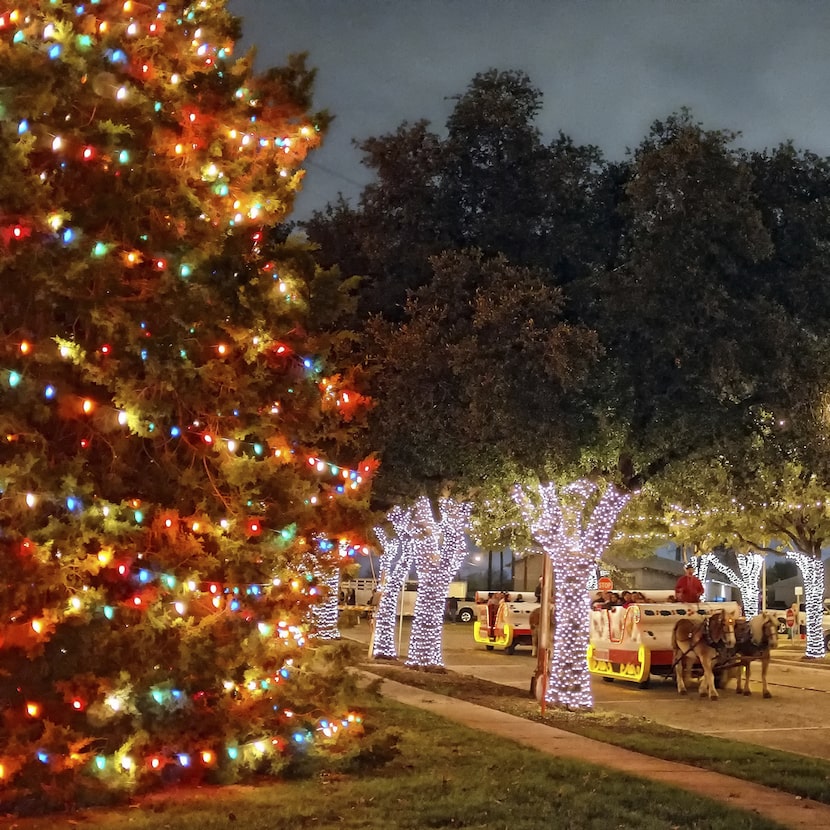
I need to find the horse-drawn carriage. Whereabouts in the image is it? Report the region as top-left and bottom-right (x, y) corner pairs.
(472, 591), (539, 654)
(587, 591), (743, 687)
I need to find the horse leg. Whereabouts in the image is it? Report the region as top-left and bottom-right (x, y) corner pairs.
(736, 661), (747, 695)
(700, 655), (718, 700)
(761, 653), (772, 698)
(675, 654), (688, 695)
(742, 659), (752, 696)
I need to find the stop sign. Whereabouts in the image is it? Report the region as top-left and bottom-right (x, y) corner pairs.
(597, 576), (613, 591)
(785, 609), (796, 628)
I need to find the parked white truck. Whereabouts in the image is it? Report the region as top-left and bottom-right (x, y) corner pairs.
(339, 579), (473, 620)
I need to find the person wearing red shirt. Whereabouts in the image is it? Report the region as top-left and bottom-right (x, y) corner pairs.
(675, 563), (704, 603)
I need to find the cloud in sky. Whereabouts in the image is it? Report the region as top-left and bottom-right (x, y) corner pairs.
(229, 0), (830, 217)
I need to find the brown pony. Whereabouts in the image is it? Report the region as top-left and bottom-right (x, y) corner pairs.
(671, 610), (736, 700)
(729, 613), (779, 698)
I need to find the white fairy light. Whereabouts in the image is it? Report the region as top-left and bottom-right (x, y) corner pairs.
(786, 549), (826, 658)
(307, 541), (341, 640)
(700, 551), (763, 617)
(371, 525), (412, 660)
(514, 480), (630, 711)
(386, 497), (472, 668)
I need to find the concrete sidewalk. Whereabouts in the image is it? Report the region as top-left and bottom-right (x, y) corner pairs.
(371, 673), (830, 829)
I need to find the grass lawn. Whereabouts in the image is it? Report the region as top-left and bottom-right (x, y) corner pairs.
(2, 690), (784, 830)
(363, 663), (830, 806)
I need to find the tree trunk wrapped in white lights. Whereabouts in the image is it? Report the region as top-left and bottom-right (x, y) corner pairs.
(787, 550), (826, 658)
(700, 551), (763, 617)
(514, 480), (630, 710)
(310, 568), (342, 640)
(307, 544), (342, 640)
(371, 523), (413, 659)
(388, 497), (472, 668)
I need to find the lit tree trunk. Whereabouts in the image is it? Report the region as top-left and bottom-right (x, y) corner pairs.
(514, 480), (630, 710)
(388, 497), (472, 668)
(371, 524), (413, 659)
(691, 554), (710, 583)
(787, 550), (826, 658)
(700, 551), (763, 617)
(308, 542), (342, 640)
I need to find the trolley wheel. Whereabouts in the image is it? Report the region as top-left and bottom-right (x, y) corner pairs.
(505, 642), (516, 655)
(602, 676), (615, 683)
(485, 645), (494, 651)
(638, 677), (651, 689)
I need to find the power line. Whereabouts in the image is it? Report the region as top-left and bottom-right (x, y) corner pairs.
(304, 156), (369, 191)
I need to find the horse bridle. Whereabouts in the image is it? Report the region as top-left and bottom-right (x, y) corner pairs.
(701, 614), (729, 649)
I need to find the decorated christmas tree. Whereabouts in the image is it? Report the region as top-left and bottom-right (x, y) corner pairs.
(0, 0), (373, 811)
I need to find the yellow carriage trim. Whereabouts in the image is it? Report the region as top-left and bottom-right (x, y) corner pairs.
(473, 620), (512, 649)
(587, 643), (651, 683)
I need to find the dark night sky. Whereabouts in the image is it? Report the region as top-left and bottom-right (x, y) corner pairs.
(228, 0), (830, 219)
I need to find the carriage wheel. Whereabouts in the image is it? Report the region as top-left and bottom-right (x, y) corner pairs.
(602, 676), (615, 683)
(638, 677), (651, 689)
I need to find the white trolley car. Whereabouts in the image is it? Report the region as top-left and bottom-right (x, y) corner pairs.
(587, 591), (742, 686)
(473, 591), (539, 654)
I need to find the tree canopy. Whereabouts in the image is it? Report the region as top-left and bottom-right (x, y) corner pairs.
(308, 76), (830, 622)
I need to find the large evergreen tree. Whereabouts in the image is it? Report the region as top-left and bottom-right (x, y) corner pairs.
(0, 0), (371, 810)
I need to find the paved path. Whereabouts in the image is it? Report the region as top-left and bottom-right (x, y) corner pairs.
(372, 673), (830, 829)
